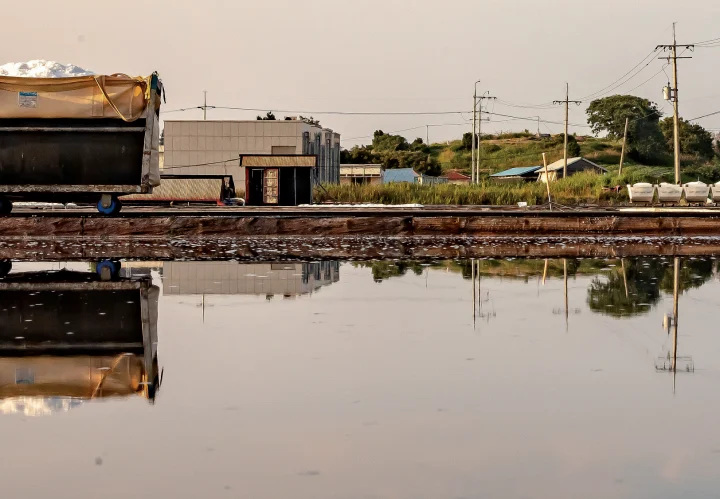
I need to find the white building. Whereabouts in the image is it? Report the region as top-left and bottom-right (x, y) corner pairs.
(162, 119), (341, 188)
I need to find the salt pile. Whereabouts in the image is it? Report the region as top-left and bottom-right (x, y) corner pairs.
(0, 60), (94, 78)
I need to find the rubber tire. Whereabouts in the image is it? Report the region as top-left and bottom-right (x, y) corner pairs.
(0, 197), (13, 215)
(0, 260), (12, 278)
(97, 196), (122, 216)
(96, 260), (120, 281)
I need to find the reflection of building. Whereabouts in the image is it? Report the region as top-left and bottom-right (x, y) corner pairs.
(0, 269), (160, 416)
(161, 261), (340, 296)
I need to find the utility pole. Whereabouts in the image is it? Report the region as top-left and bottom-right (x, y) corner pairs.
(553, 83), (581, 179)
(476, 91), (496, 184)
(657, 23), (694, 184)
(619, 117), (630, 175)
(203, 90), (208, 120)
(426, 125), (429, 146)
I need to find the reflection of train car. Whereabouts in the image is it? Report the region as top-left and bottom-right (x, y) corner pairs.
(0, 269), (160, 415)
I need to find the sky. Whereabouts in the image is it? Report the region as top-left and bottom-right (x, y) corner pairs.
(3, 0), (720, 147)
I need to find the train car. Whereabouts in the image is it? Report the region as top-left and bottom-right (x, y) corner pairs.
(0, 267), (161, 413)
(0, 73), (163, 215)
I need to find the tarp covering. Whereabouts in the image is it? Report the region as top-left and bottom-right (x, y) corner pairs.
(0, 74), (152, 121)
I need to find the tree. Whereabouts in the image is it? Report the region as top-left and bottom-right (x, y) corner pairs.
(256, 111), (276, 120)
(299, 115), (320, 126)
(659, 117), (715, 159)
(159, 128), (164, 146)
(340, 145), (376, 164)
(586, 95), (666, 163)
(567, 135), (581, 157)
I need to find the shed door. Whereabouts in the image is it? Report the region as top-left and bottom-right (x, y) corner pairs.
(263, 169), (279, 204)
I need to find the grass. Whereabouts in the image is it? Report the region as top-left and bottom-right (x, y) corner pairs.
(317, 171), (634, 206)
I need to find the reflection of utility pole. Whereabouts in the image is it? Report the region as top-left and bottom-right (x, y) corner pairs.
(621, 258), (629, 298)
(472, 258), (476, 328)
(564, 259), (569, 327)
(672, 257), (679, 372)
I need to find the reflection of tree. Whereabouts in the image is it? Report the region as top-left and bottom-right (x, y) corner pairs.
(587, 258), (714, 318)
(359, 262), (426, 283)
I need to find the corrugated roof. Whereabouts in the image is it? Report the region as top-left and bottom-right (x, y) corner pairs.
(545, 157), (607, 172)
(445, 170), (471, 180)
(384, 168), (419, 183)
(241, 155), (316, 167)
(490, 166), (542, 177)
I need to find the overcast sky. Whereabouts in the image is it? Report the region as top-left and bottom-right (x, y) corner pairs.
(4, 0), (720, 146)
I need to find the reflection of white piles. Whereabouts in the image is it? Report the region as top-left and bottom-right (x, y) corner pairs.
(161, 261), (339, 296)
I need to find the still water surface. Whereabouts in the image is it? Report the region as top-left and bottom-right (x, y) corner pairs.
(2, 257), (720, 499)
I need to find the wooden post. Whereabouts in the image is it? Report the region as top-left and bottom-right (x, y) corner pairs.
(542, 259), (549, 286)
(542, 153), (552, 211)
(619, 117), (629, 176)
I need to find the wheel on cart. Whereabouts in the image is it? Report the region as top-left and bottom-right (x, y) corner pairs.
(0, 260), (12, 278)
(97, 195), (122, 215)
(96, 259), (121, 281)
(0, 196), (13, 215)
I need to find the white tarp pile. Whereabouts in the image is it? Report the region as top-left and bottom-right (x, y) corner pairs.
(0, 60), (95, 78)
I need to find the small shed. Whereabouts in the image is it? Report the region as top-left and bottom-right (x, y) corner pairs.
(241, 155), (316, 206)
(384, 168), (420, 184)
(490, 166), (542, 182)
(445, 170), (471, 185)
(538, 157), (607, 182)
(340, 164), (384, 185)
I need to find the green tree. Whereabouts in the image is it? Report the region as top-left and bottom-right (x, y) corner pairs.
(659, 117), (715, 159)
(567, 135), (581, 157)
(256, 111), (276, 120)
(586, 95), (666, 163)
(340, 145), (376, 164)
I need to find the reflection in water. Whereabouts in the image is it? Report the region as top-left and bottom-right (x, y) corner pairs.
(0, 268), (161, 416)
(3, 256), (720, 498)
(124, 261), (340, 297)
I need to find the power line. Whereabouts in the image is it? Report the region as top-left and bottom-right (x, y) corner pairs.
(687, 110), (720, 122)
(576, 48), (659, 102)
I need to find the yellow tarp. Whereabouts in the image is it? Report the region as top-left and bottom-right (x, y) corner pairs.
(0, 74), (152, 121)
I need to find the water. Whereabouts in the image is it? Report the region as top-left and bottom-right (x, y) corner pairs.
(2, 257), (720, 499)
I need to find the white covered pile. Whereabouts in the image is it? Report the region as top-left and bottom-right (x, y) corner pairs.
(0, 60), (94, 78)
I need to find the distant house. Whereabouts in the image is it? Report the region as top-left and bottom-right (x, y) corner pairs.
(384, 168), (419, 184)
(340, 164), (383, 185)
(489, 166), (542, 182)
(445, 169), (471, 185)
(384, 168), (447, 185)
(537, 157), (607, 182)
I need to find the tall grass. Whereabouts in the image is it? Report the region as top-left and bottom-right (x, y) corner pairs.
(317, 172), (637, 206)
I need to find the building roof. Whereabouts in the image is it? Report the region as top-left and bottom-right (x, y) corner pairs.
(383, 168), (419, 183)
(240, 155), (316, 168)
(490, 166), (542, 177)
(445, 169), (471, 181)
(340, 164), (383, 176)
(545, 157), (607, 172)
